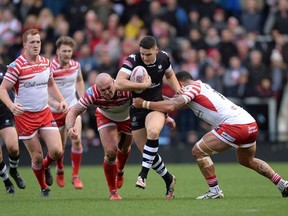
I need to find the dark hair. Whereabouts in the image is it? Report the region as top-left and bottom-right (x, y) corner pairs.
(176, 71), (193, 81)
(139, 35), (157, 49)
(55, 36), (76, 49)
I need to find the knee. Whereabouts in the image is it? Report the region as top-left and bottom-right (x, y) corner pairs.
(147, 128), (160, 139)
(192, 139), (208, 159)
(7, 146), (19, 156)
(105, 146), (118, 161)
(50, 150), (63, 161)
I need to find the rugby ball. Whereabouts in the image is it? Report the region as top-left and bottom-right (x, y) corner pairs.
(130, 65), (147, 93)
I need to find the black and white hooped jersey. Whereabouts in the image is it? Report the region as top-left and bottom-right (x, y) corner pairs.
(119, 51), (172, 101)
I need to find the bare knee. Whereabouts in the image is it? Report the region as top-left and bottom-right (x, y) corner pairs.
(146, 128), (160, 140)
(7, 145), (19, 157)
(104, 146), (118, 162)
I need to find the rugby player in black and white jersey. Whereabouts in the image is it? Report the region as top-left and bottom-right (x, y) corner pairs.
(0, 64), (26, 194)
(115, 35), (181, 200)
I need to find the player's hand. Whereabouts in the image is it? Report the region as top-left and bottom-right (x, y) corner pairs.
(165, 116), (176, 131)
(59, 100), (68, 114)
(132, 98), (144, 108)
(10, 103), (24, 116)
(67, 127), (78, 140)
(142, 72), (151, 89)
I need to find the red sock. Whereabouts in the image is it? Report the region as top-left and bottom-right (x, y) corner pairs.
(117, 149), (130, 172)
(103, 160), (117, 192)
(271, 173), (281, 185)
(32, 162), (47, 189)
(57, 154), (64, 171)
(43, 153), (55, 169)
(71, 146), (82, 177)
(205, 175), (218, 187)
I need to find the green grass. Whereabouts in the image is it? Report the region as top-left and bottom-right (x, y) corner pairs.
(1, 163), (287, 216)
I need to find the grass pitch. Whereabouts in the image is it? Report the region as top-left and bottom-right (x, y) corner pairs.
(0, 163), (287, 216)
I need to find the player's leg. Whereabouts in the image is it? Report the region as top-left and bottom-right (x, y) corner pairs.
(23, 134), (50, 196)
(137, 111), (165, 184)
(99, 125), (122, 200)
(40, 128), (63, 189)
(55, 128), (66, 187)
(192, 131), (230, 199)
(116, 132), (132, 189)
(0, 147), (15, 194)
(0, 126), (25, 189)
(237, 145), (288, 197)
(70, 116), (83, 189)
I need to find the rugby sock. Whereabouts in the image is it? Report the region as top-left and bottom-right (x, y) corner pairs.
(56, 154), (64, 171)
(271, 173), (286, 191)
(71, 146), (82, 177)
(103, 160), (117, 192)
(140, 139), (159, 179)
(32, 162), (47, 189)
(0, 161), (12, 187)
(117, 149), (130, 172)
(205, 175), (221, 193)
(43, 153), (55, 169)
(152, 154), (173, 186)
(271, 173), (281, 185)
(8, 154), (19, 172)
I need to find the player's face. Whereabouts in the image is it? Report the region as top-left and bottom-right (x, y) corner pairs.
(140, 47), (158, 65)
(24, 34), (41, 57)
(57, 45), (73, 66)
(98, 79), (115, 99)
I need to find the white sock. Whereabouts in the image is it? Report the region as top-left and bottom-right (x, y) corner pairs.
(209, 185), (221, 193)
(277, 179), (287, 192)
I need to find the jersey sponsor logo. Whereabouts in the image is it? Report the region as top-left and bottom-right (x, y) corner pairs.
(24, 81), (48, 88)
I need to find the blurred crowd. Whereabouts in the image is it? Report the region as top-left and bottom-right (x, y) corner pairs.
(1, 0), (288, 147)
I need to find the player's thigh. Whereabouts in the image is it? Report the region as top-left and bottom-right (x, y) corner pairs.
(22, 135), (43, 161)
(145, 111), (165, 139)
(40, 129), (62, 153)
(236, 144), (256, 163)
(132, 128), (147, 153)
(200, 131), (231, 154)
(99, 126), (119, 154)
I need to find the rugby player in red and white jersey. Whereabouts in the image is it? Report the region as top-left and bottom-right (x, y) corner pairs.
(133, 71), (288, 199)
(49, 36), (85, 189)
(0, 29), (68, 197)
(66, 73), (132, 200)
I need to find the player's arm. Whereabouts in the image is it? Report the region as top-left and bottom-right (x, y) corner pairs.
(76, 72), (85, 98)
(66, 102), (86, 139)
(48, 76), (68, 113)
(0, 79), (23, 115)
(164, 69), (181, 93)
(115, 70), (151, 91)
(133, 95), (186, 113)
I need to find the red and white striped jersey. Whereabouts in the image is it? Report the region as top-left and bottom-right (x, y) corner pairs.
(79, 85), (132, 122)
(180, 80), (255, 126)
(50, 58), (81, 112)
(5, 54), (51, 112)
